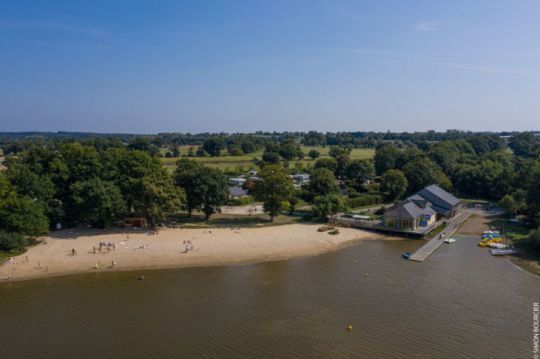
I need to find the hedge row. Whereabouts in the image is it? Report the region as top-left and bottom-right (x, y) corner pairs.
(347, 194), (384, 208)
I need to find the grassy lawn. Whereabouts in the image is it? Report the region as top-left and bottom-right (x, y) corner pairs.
(167, 212), (302, 228)
(505, 225), (530, 240)
(160, 146), (374, 172)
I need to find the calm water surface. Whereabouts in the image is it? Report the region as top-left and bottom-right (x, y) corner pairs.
(0, 235), (538, 358)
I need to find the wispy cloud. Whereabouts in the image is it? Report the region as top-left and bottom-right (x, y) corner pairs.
(0, 20), (111, 37)
(414, 21), (439, 32)
(319, 0), (356, 19)
(324, 47), (540, 78)
(323, 47), (414, 59)
(440, 62), (540, 77)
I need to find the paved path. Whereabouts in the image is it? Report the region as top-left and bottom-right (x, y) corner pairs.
(409, 211), (471, 262)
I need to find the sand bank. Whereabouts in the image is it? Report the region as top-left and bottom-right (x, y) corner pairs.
(1, 224), (394, 282)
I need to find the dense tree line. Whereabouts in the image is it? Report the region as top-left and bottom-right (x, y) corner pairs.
(375, 135), (540, 224)
(1, 130), (539, 255)
(1, 144), (183, 237)
(4, 130), (538, 156)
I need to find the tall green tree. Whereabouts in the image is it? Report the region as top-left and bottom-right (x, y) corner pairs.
(526, 163), (540, 225)
(71, 178), (127, 227)
(346, 159), (375, 189)
(328, 146), (350, 158)
(174, 160), (228, 219)
(312, 194), (348, 220)
(137, 170), (183, 226)
(402, 158), (452, 193)
(380, 169), (408, 199)
(374, 145), (400, 175)
(197, 167), (229, 220)
(202, 137), (225, 157)
(509, 132), (540, 158)
(113, 150), (182, 225)
(253, 165), (294, 221)
(0, 175), (48, 236)
(306, 168), (339, 200)
(174, 159), (205, 217)
(314, 157), (337, 173)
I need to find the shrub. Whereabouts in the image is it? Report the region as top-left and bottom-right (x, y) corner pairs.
(515, 228), (540, 256)
(317, 225), (335, 232)
(229, 147), (244, 156)
(328, 229), (340, 235)
(347, 194), (384, 208)
(0, 231), (28, 253)
(230, 196), (254, 206)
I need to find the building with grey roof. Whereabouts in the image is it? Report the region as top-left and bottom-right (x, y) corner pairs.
(383, 184), (461, 231)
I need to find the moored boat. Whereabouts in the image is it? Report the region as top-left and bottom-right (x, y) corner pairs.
(490, 248), (516, 256)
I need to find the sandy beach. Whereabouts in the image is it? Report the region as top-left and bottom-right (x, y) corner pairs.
(0, 224), (394, 282)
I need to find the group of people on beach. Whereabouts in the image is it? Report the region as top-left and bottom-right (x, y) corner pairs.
(93, 242), (116, 254)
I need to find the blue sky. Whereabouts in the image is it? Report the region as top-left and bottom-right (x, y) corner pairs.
(1, 0), (539, 133)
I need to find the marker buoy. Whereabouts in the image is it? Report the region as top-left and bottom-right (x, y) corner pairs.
(138, 275), (145, 281)
(347, 325), (353, 332)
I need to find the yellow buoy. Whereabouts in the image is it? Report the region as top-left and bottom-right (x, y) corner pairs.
(347, 325), (353, 331)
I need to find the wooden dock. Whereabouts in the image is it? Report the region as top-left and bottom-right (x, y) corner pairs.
(409, 211), (471, 262)
(408, 237), (446, 261)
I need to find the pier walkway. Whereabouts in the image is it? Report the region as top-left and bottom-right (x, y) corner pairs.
(409, 211), (471, 262)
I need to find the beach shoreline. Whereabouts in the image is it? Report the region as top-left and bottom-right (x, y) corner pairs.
(1, 224), (396, 283)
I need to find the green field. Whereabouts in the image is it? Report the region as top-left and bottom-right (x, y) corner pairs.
(160, 146), (374, 172)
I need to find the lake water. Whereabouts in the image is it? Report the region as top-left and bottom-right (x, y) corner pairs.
(0, 235), (538, 358)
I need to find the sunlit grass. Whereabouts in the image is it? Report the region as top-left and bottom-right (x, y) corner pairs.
(161, 146), (374, 172)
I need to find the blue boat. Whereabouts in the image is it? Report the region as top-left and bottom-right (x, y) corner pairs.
(402, 252), (412, 259)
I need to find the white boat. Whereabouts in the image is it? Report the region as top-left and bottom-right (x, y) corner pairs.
(490, 249), (516, 256)
(444, 238), (456, 243)
(489, 243), (507, 249)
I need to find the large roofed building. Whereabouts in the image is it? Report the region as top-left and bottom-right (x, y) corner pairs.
(412, 184), (461, 218)
(383, 184), (461, 231)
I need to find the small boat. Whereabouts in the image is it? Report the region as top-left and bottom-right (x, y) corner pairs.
(402, 252), (412, 259)
(489, 243), (507, 249)
(490, 248), (516, 256)
(444, 238), (456, 243)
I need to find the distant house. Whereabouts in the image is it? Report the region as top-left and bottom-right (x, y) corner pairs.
(228, 186), (248, 199)
(291, 173), (310, 189)
(383, 184), (460, 231)
(228, 177), (246, 186)
(291, 173), (310, 184)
